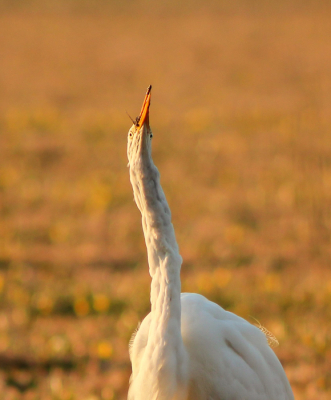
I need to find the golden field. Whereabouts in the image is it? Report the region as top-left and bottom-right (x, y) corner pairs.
(0, 1), (331, 399)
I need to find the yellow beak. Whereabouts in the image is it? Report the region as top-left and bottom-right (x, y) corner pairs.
(136, 85), (152, 129)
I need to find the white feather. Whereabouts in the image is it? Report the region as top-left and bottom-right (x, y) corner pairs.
(127, 89), (294, 400)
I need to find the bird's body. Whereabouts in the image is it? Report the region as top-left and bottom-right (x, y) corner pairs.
(127, 86), (294, 400)
(130, 293), (293, 400)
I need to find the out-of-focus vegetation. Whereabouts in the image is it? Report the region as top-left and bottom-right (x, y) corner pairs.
(0, 1), (331, 399)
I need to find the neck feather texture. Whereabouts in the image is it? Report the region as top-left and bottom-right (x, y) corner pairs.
(129, 146), (188, 399)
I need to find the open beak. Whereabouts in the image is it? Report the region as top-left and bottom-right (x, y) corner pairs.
(136, 85), (152, 129)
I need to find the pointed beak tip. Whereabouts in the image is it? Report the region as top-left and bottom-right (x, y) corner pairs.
(137, 85), (152, 129)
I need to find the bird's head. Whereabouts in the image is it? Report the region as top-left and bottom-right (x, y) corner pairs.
(127, 85), (153, 168)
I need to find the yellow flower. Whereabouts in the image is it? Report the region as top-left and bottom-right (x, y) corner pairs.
(97, 341), (113, 359)
(93, 294), (110, 313)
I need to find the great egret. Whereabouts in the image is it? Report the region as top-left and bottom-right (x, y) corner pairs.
(127, 86), (294, 400)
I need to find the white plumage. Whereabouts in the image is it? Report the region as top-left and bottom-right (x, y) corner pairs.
(127, 86), (294, 400)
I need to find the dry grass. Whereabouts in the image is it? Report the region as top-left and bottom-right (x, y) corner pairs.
(0, 1), (331, 399)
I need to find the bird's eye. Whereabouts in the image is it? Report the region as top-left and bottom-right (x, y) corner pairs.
(150, 133), (153, 139)
(129, 132), (133, 138)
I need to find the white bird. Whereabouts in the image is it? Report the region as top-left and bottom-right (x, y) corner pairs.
(127, 86), (294, 400)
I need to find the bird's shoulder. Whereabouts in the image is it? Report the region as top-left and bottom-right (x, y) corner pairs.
(180, 292), (266, 347)
(181, 292), (256, 328)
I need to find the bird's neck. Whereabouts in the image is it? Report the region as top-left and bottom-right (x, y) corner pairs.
(129, 154), (182, 287)
(129, 155), (188, 398)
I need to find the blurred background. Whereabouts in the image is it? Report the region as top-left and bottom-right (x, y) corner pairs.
(0, 0), (331, 399)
